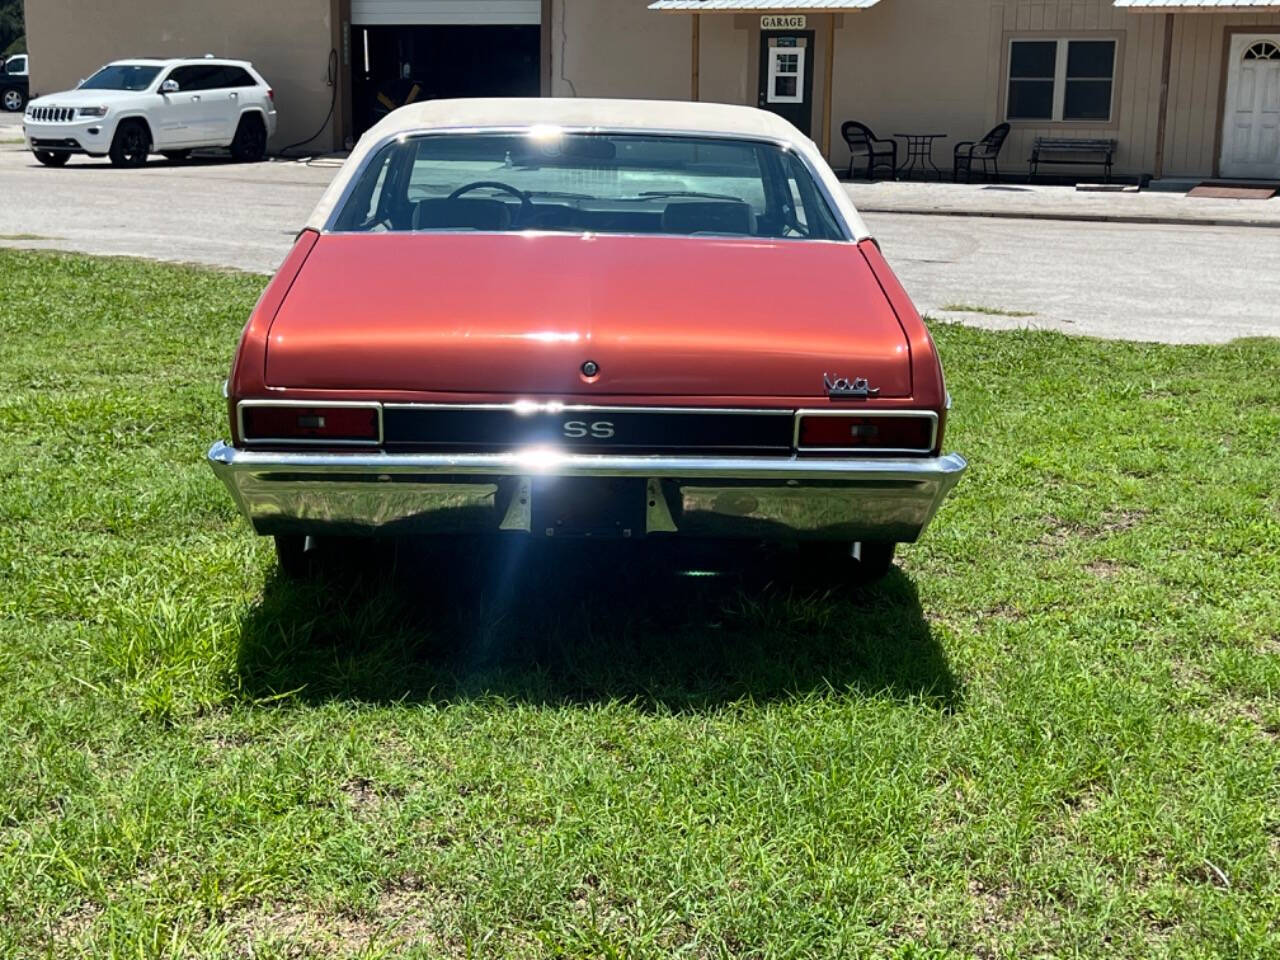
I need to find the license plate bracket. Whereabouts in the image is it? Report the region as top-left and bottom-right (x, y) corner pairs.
(531, 477), (647, 538)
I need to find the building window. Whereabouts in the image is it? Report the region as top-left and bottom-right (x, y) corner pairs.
(1007, 39), (1116, 122)
(1244, 40), (1279, 61)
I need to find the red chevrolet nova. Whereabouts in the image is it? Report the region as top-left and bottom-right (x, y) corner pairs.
(209, 98), (966, 583)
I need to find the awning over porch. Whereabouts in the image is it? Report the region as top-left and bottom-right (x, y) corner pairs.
(648, 1), (882, 11)
(1113, 1), (1280, 10)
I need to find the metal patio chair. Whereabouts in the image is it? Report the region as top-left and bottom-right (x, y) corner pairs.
(841, 121), (898, 181)
(953, 122), (1011, 183)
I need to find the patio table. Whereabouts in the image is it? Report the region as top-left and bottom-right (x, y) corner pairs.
(893, 133), (946, 181)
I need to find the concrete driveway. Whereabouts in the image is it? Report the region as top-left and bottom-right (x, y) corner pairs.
(0, 143), (1276, 345)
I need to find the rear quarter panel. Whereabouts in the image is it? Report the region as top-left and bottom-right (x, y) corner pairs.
(858, 239), (949, 452)
(226, 228), (319, 442)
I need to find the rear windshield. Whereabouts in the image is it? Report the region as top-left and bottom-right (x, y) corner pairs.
(79, 65), (161, 91)
(331, 132), (846, 241)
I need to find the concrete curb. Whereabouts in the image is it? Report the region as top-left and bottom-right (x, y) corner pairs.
(854, 205), (1280, 230)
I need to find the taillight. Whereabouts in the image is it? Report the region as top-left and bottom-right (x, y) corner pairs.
(796, 413), (935, 453)
(240, 403), (380, 445)
(266, 88), (274, 103)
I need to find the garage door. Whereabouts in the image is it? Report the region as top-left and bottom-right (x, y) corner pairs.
(351, 0), (541, 25)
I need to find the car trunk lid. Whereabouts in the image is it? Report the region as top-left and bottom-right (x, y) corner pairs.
(264, 233), (912, 398)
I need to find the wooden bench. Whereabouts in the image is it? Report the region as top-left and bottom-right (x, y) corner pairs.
(1029, 138), (1117, 183)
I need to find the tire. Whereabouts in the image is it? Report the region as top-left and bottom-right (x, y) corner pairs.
(274, 535), (312, 580)
(108, 119), (150, 167)
(802, 541), (897, 586)
(229, 114), (267, 163)
(34, 150), (70, 167)
(1, 88), (25, 112)
(160, 149), (191, 162)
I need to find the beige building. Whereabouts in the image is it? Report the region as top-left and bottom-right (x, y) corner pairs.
(24, 0), (1280, 180)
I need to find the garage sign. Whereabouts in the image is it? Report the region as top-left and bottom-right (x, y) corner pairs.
(761, 15), (806, 30)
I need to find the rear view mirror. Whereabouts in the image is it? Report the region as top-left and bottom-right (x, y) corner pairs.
(161, 79), (179, 93)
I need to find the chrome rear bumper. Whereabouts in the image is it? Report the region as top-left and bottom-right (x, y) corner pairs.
(207, 442), (967, 542)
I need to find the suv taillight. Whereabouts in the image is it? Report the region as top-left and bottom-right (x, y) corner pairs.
(266, 88), (274, 103)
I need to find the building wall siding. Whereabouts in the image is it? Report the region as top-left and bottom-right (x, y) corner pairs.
(550, 0), (690, 100)
(1163, 12), (1280, 178)
(829, 0), (993, 173)
(989, 1), (1155, 179)
(24, 0), (341, 151)
(695, 13), (748, 106)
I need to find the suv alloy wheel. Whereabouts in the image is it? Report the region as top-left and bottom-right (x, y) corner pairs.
(108, 119), (150, 167)
(230, 114), (267, 163)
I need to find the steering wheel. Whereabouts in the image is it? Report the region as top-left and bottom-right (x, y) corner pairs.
(447, 180), (533, 225)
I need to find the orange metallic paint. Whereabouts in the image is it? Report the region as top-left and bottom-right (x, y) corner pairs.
(226, 230), (948, 453)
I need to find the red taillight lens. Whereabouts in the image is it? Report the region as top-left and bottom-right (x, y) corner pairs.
(797, 415), (934, 452)
(241, 405), (379, 443)
(266, 88), (274, 103)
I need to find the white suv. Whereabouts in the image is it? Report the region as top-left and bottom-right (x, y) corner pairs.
(23, 57), (277, 167)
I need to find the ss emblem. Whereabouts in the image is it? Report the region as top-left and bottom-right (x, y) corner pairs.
(563, 420), (615, 439)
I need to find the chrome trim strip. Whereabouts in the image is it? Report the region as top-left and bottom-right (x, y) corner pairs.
(792, 409), (939, 455)
(382, 402), (794, 416)
(237, 399), (385, 448)
(209, 441), (964, 482)
(321, 126), (854, 242)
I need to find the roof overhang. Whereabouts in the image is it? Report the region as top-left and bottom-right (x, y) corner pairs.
(649, 1), (882, 12)
(1113, 1), (1280, 12)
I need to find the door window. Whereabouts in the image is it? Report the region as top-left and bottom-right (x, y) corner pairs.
(767, 46), (805, 104)
(5, 55), (27, 76)
(165, 65), (225, 92)
(1245, 40), (1280, 61)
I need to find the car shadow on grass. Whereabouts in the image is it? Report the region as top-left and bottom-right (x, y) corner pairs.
(234, 538), (961, 713)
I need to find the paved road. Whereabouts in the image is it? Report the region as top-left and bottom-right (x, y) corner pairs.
(0, 144), (1276, 344)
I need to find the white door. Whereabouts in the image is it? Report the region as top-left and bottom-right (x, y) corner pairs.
(1220, 35), (1280, 180)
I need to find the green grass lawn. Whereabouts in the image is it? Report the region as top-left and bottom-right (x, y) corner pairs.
(1, 249), (1277, 959)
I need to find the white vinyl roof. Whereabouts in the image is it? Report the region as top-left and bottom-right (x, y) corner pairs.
(1113, 0), (1280, 8)
(650, 1), (881, 9)
(305, 97), (870, 238)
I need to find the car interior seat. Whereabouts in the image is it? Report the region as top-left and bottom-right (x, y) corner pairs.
(660, 200), (755, 236)
(412, 198), (513, 231)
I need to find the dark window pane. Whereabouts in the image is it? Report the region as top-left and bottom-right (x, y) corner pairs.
(1067, 41), (1115, 79)
(1010, 41), (1057, 79)
(170, 65), (223, 91)
(223, 67), (256, 87)
(774, 76), (797, 98)
(167, 66), (200, 88)
(1063, 80), (1112, 120)
(1008, 79), (1054, 120)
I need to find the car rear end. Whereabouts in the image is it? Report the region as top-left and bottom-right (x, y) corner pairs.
(207, 109), (966, 576)
(209, 233), (964, 547)
(243, 63), (278, 139)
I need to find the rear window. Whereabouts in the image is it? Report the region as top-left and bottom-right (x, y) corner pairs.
(79, 64), (161, 91)
(332, 132), (845, 241)
(218, 66), (257, 87)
